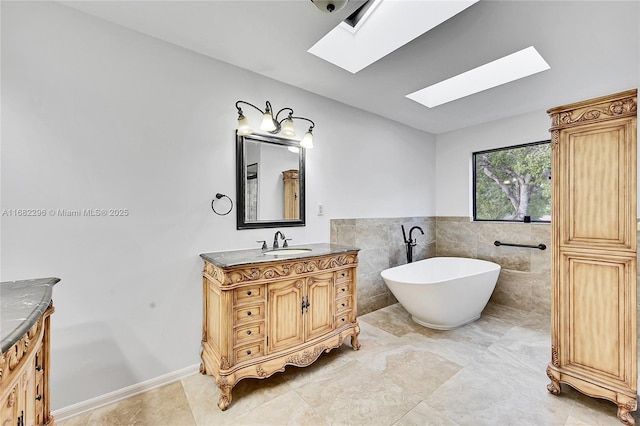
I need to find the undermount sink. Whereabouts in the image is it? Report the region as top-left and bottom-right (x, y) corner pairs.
(263, 248), (312, 255)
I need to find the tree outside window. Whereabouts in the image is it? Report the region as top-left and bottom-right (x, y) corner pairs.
(473, 141), (551, 222)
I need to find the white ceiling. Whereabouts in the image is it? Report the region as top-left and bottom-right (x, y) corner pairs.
(58, 0), (639, 135)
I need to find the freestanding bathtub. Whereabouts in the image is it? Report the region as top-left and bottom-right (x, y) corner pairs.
(380, 257), (501, 330)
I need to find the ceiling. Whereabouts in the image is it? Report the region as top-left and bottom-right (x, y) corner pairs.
(58, 0), (639, 135)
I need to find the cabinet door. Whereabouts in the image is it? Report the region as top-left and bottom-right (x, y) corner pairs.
(558, 118), (636, 251)
(306, 273), (334, 341)
(268, 279), (305, 353)
(558, 251), (637, 389)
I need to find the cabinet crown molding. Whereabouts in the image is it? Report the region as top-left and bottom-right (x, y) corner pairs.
(548, 89), (637, 130)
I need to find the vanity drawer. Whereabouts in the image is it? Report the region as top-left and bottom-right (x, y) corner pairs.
(335, 281), (352, 298)
(234, 304), (265, 325)
(234, 285), (265, 305)
(335, 297), (352, 314)
(234, 323), (265, 346)
(234, 342), (264, 364)
(335, 311), (352, 327)
(335, 269), (353, 283)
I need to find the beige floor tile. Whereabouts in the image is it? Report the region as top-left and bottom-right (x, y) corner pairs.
(57, 411), (93, 426)
(393, 401), (460, 426)
(483, 302), (550, 332)
(425, 327), (580, 426)
(62, 381), (196, 426)
(359, 303), (424, 337)
(181, 370), (294, 425)
(364, 345), (463, 399)
(231, 390), (327, 426)
(295, 361), (421, 425)
(564, 415), (598, 426)
(484, 326), (550, 376)
(400, 331), (491, 367)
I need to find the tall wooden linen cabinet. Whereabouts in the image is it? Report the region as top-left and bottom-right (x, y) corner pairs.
(546, 89), (638, 425)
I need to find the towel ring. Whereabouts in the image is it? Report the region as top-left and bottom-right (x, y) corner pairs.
(211, 193), (233, 216)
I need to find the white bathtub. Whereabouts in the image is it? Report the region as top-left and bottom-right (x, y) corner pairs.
(380, 257), (501, 330)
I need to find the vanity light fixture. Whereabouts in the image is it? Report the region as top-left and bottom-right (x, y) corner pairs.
(235, 100), (315, 149)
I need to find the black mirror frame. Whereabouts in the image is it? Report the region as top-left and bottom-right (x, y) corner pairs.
(236, 132), (306, 230)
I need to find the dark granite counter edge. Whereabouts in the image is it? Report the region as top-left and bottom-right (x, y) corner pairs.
(1, 277), (60, 354)
(200, 243), (360, 268)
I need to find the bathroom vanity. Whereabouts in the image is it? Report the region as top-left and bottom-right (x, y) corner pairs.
(0, 277), (59, 426)
(199, 243), (360, 410)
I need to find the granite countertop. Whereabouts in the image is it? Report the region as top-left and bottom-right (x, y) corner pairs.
(1, 277), (59, 354)
(200, 243), (360, 268)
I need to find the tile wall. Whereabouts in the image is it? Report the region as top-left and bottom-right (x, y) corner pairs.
(435, 217), (551, 316)
(330, 217), (435, 315)
(331, 216), (552, 316)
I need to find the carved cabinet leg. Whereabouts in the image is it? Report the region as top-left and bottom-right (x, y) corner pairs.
(216, 375), (234, 411)
(617, 398), (637, 426)
(546, 366), (561, 396)
(350, 333), (361, 351)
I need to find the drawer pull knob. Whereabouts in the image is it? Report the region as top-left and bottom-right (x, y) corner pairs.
(341, 303), (345, 307)
(342, 288), (346, 292)
(247, 350), (252, 355)
(247, 311), (252, 316)
(35, 365), (43, 372)
(247, 330), (252, 335)
(341, 318), (346, 322)
(341, 272), (346, 277)
(35, 395), (42, 401)
(247, 291), (252, 296)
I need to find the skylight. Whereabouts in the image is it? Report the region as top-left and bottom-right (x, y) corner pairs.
(343, 0), (376, 30)
(308, 0), (479, 74)
(406, 46), (551, 108)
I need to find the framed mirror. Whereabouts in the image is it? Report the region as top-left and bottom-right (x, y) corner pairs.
(236, 132), (305, 229)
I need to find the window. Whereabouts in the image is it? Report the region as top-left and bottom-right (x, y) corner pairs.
(473, 140), (551, 222)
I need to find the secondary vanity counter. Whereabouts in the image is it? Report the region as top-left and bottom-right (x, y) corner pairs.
(199, 243), (361, 410)
(1, 277), (59, 426)
(1, 277), (59, 352)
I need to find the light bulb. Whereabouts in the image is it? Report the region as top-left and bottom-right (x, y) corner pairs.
(300, 131), (314, 149)
(237, 114), (253, 135)
(281, 118), (296, 137)
(260, 112), (277, 132)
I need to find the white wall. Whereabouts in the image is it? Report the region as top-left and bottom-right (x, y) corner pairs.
(435, 111), (553, 217)
(0, 1), (436, 409)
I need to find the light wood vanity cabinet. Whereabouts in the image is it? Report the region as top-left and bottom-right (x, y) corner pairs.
(0, 305), (55, 426)
(547, 89), (638, 425)
(200, 247), (360, 410)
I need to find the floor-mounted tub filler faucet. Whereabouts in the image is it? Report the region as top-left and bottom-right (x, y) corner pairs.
(401, 225), (424, 263)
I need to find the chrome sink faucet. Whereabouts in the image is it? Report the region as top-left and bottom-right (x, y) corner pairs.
(273, 231), (286, 249)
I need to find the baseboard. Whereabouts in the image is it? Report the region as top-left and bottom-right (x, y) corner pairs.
(52, 364), (200, 421)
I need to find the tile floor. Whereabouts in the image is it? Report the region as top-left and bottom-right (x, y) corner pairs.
(58, 302), (639, 425)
